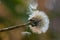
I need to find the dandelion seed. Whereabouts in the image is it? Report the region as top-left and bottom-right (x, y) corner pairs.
(29, 0), (38, 13)
(30, 0), (38, 10)
(21, 32), (31, 36)
(28, 10), (49, 34)
(29, 3), (38, 10)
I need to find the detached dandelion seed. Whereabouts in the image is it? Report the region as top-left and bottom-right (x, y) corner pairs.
(28, 10), (49, 34)
(21, 32), (31, 36)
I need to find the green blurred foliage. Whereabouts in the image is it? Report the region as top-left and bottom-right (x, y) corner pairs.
(2, 0), (28, 18)
(0, 0), (29, 27)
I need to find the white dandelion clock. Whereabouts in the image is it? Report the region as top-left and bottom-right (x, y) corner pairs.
(28, 10), (49, 34)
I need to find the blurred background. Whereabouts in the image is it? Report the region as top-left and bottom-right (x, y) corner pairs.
(0, 0), (60, 40)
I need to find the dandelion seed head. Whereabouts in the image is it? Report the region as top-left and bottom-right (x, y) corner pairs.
(28, 10), (49, 34)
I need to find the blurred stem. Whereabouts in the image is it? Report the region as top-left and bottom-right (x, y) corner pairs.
(0, 22), (30, 32)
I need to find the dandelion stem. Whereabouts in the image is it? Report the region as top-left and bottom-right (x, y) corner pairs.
(0, 22), (30, 32)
